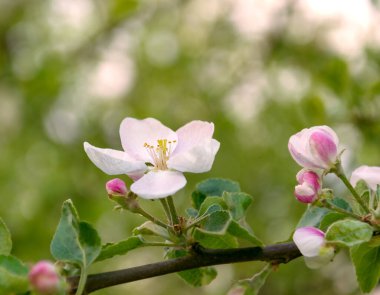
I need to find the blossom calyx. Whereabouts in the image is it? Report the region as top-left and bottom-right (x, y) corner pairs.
(28, 261), (60, 295)
(294, 169), (321, 203)
(288, 126), (339, 170)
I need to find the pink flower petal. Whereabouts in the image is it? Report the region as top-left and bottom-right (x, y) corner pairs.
(167, 139), (220, 173)
(293, 226), (325, 257)
(350, 165), (380, 191)
(309, 131), (337, 166)
(119, 118), (178, 162)
(288, 132), (322, 169)
(130, 170), (187, 199)
(171, 120), (215, 157)
(84, 142), (147, 175)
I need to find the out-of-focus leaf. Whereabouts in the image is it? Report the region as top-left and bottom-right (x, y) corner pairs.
(227, 264), (272, 295)
(96, 236), (144, 262)
(133, 221), (170, 240)
(166, 249), (217, 286)
(326, 219), (373, 247)
(351, 242), (380, 293)
(0, 255), (29, 294)
(0, 218), (11, 256)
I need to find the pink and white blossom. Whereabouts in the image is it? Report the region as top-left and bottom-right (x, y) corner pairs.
(106, 178), (128, 196)
(293, 226), (334, 269)
(350, 165), (380, 191)
(288, 126), (339, 170)
(84, 118), (220, 199)
(294, 169), (321, 203)
(28, 261), (60, 294)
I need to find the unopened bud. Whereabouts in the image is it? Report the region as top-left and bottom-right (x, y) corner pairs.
(106, 178), (128, 196)
(29, 261), (60, 294)
(294, 169), (321, 203)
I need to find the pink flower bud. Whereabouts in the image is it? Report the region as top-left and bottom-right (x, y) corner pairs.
(293, 227), (334, 269)
(106, 178), (128, 196)
(294, 169), (321, 203)
(350, 165), (380, 191)
(288, 126), (339, 170)
(29, 261), (60, 294)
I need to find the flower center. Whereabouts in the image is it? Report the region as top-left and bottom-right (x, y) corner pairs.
(144, 139), (176, 170)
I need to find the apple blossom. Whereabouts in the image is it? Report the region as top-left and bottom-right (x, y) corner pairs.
(106, 178), (128, 196)
(84, 118), (220, 199)
(350, 165), (380, 191)
(28, 261), (60, 294)
(293, 226), (334, 269)
(294, 169), (321, 203)
(288, 126), (339, 170)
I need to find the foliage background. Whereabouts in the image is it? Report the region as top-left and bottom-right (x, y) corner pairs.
(1, 0), (380, 294)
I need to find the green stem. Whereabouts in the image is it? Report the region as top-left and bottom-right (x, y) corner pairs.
(334, 163), (370, 214)
(135, 208), (169, 229)
(167, 196), (179, 225)
(322, 201), (362, 220)
(160, 198), (172, 223)
(75, 267), (87, 295)
(143, 242), (178, 247)
(185, 214), (210, 231)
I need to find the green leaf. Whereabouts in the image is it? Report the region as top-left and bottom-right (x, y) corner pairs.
(228, 220), (264, 247)
(354, 179), (370, 197)
(166, 249), (217, 286)
(50, 199), (101, 267)
(228, 264), (272, 295)
(133, 221), (171, 240)
(320, 212), (346, 232)
(0, 218), (11, 256)
(297, 206), (329, 228)
(329, 198), (352, 212)
(0, 255), (29, 294)
(223, 192), (253, 221)
(186, 208), (198, 218)
(193, 229), (238, 248)
(96, 236), (144, 262)
(198, 197), (227, 217)
(351, 243), (380, 293)
(192, 178), (240, 209)
(202, 211), (231, 233)
(326, 219), (373, 247)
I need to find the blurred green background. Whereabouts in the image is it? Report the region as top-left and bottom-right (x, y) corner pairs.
(1, 0), (380, 294)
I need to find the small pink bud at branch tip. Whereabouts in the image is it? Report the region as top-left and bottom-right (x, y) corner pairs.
(294, 169), (321, 203)
(106, 178), (128, 196)
(29, 261), (60, 294)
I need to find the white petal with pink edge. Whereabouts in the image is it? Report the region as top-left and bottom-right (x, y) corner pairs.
(84, 142), (147, 175)
(171, 120), (214, 157)
(350, 165), (380, 191)
(293, 226), (325, 257)
(119, 117), (178, 162)
(167, 139), (220, 173)
(130, 170), (187, 199)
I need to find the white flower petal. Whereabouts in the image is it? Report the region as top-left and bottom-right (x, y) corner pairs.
(293, 226), (325, 257)
(119, 118), (178, 162)
(84, 142), (147, 175)
(131, 170), (187, 199)
(171, 120), (214, 157)
(350, 165), (380, 191)
(167, 139), (220, 173)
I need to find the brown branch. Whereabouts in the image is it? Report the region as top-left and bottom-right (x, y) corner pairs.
(67, 242), (301, 294)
